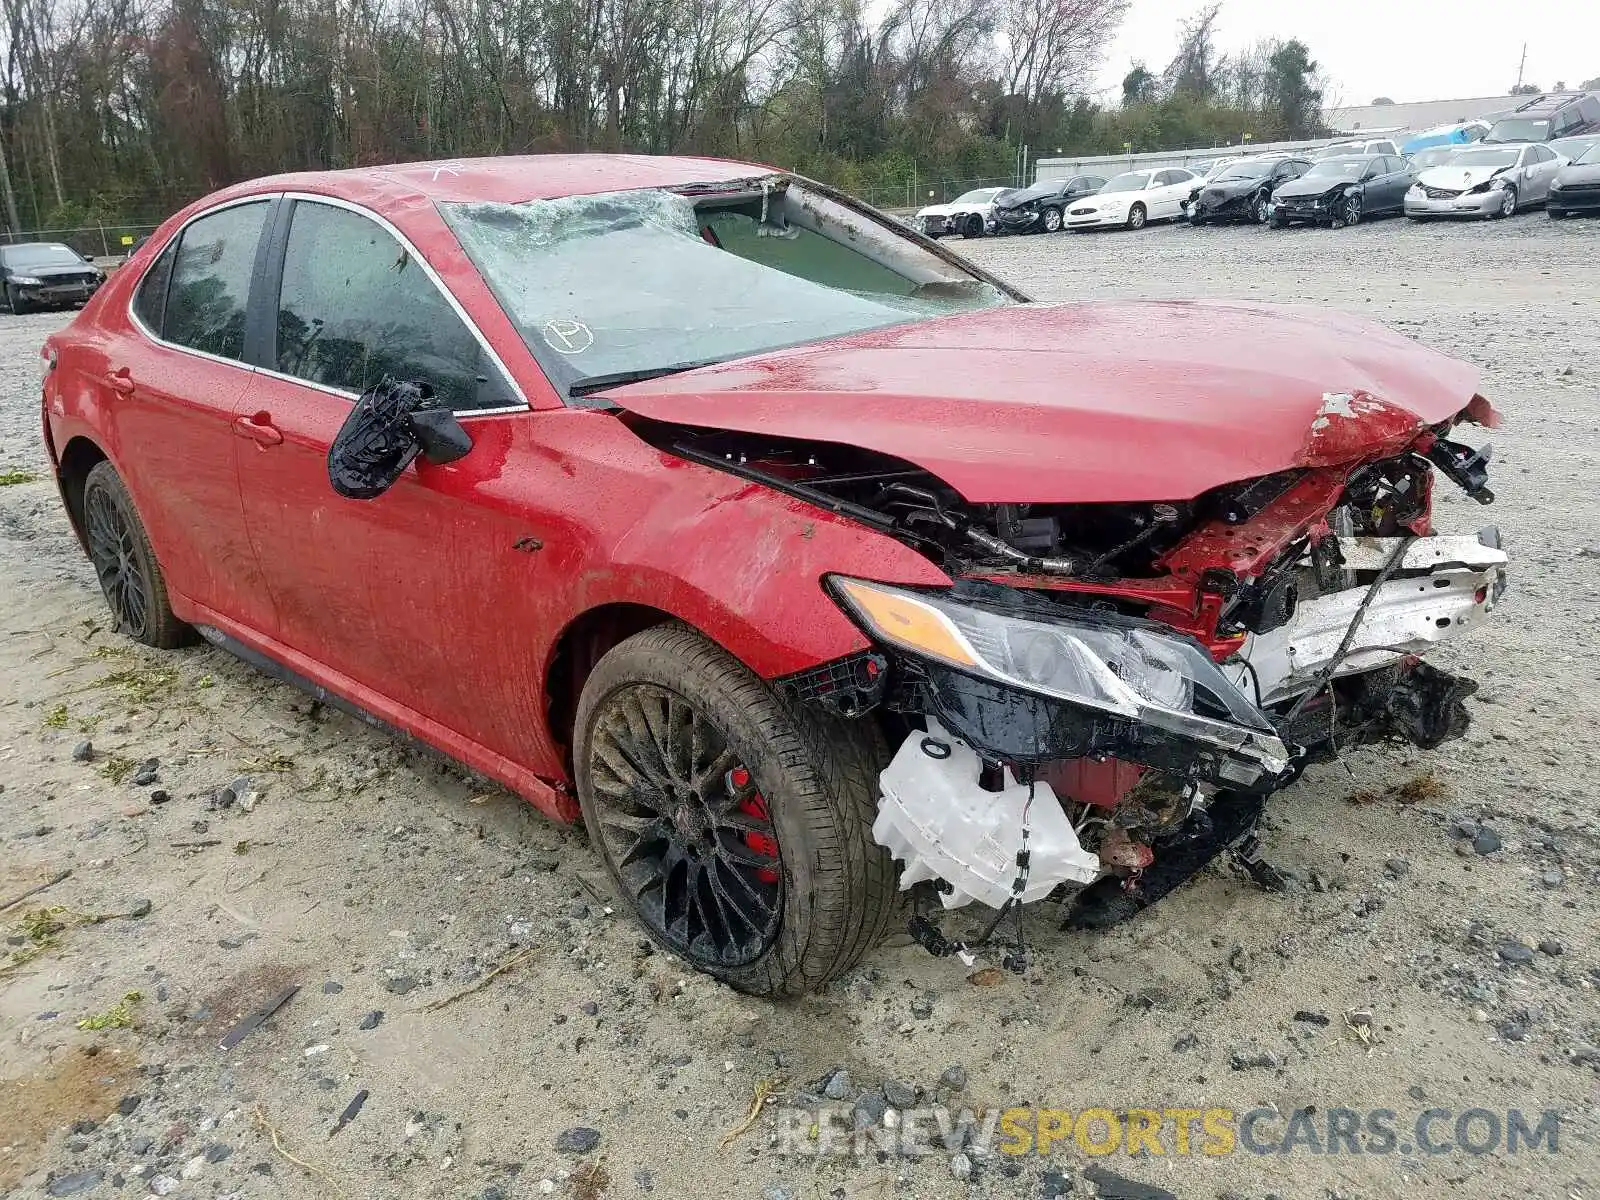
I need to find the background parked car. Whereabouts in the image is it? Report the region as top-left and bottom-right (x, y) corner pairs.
(1, 242), (105, 313)
(1268, 154), (1414, 228)
(1064, 168), (1196, 230)
(1406, 143), (1564, 219)
(914, 187), (1014, 238)
(1401, 120), (1490, 155)
(1548, 140), (1600, 217)
(1311, 137), (1399, 160)
(1549, 133), (1600, 163)
(1482, 93), (1600, 144)
(992, 175), (1106, 233)
(1188, 155), (1312, 225)
(1178, 156), (1243, 217)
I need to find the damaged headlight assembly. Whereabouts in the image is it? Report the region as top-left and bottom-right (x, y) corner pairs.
(829, 578), (1290, 778)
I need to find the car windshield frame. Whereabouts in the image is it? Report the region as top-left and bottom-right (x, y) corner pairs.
(1451, 148), (1523, 169)
(438, 178), (1019, 405)
(2, 243), (87, 270)
(1099, 172), (1153, 193)
(1300, 158), (1370, 181)
(1487, 117), (1551, 142)
(1214, 162), (1272, 182)
(952, 188), (1005, 204)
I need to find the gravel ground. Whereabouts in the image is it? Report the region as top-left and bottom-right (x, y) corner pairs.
(1, 211), (1597, 1200)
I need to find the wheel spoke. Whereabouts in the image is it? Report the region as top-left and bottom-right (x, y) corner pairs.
(715, 830), (777, 870)
(588, 683), (783, 966)
(712, 807), (771, 837)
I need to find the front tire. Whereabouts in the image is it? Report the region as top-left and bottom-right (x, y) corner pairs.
(82, 461), (192, 648)
(1333, 193), (1362, 228)
(1040, 206), (1063, 233)
(1126, 203), (1147, 230)
(1252, 194), (1270, 224)
(574, 624), (896, 997)
(959, 213), (984, 238)
(6, 285), (25, 315)
(1493, 187), (1517, 218)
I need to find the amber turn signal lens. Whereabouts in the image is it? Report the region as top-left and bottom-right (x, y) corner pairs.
(832, 579), (980, 670)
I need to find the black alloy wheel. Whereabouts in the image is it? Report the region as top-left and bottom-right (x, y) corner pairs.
(86, 477), (151, 640)
(81, 461), (191, 648)
(1336, 193), (1362, 227)
(574, 623), (896, 996)
(960, 213), (984, 238)
(585, 681), (783, 967)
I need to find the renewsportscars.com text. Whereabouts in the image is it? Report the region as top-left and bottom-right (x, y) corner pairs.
(776, 1105), (1561, 1159)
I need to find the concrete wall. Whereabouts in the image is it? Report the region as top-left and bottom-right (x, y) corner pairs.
(1033, 138), (1341, 182)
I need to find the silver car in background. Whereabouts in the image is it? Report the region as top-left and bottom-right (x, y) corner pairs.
(1405, 143), (1566, 219)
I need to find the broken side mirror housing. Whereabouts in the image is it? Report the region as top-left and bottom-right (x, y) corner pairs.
(409, 407), (473, 465)
(327, 378), (474, 500)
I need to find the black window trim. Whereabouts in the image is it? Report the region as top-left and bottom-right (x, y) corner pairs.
(253, 191), (527, 418)
(125, 194), (281, 373)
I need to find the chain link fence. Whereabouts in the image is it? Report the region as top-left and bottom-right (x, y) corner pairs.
(856, 175), (1022, 214)
(2, 223), (163, 263)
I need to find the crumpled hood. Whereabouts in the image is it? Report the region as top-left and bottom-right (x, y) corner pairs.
(1200, 179), (1263, 203)
(605, 301), (1490, 504)
(1417, 164), (1509, 190)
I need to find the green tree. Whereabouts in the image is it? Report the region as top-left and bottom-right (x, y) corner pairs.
(1261, 39), (1323, 138)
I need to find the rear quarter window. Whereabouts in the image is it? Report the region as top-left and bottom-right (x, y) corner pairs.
(132, 243), (177, 334)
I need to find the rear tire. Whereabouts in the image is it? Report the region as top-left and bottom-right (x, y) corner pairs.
(1126, 203), (1147, 230)
(82, 461), (192, 649)
(574, 623), (896, 997)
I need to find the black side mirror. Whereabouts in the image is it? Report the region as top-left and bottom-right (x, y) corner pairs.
(328, 378), (473, 500)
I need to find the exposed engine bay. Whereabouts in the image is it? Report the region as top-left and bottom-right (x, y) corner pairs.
(631, 400), (1506, 964)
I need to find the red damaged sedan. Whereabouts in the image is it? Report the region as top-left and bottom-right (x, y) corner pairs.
(40, 155), (1506, 995)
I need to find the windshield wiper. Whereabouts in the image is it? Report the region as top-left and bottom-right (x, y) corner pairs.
(567, 358), (725, 397)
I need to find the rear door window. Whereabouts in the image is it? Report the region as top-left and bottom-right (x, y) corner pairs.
(162, 202), (270, 361)
(272, 200), (513, 411)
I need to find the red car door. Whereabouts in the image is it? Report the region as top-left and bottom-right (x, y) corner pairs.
(233, 197), (561, 778)
(98, 199), (281, 634)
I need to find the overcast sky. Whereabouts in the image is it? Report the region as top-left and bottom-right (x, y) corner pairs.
(1092, 0), (1600, 108)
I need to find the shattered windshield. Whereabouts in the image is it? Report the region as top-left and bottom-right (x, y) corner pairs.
(440, 183), (1011, 401)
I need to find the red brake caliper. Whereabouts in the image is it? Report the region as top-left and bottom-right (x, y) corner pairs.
(727, 766), (780, 885)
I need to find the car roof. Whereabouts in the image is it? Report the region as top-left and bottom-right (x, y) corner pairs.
(194, 153), (772, 214)
(1506, 93), (1584, 115)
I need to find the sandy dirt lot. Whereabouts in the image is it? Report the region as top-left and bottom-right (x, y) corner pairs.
(1, 211), (1597, 1200)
